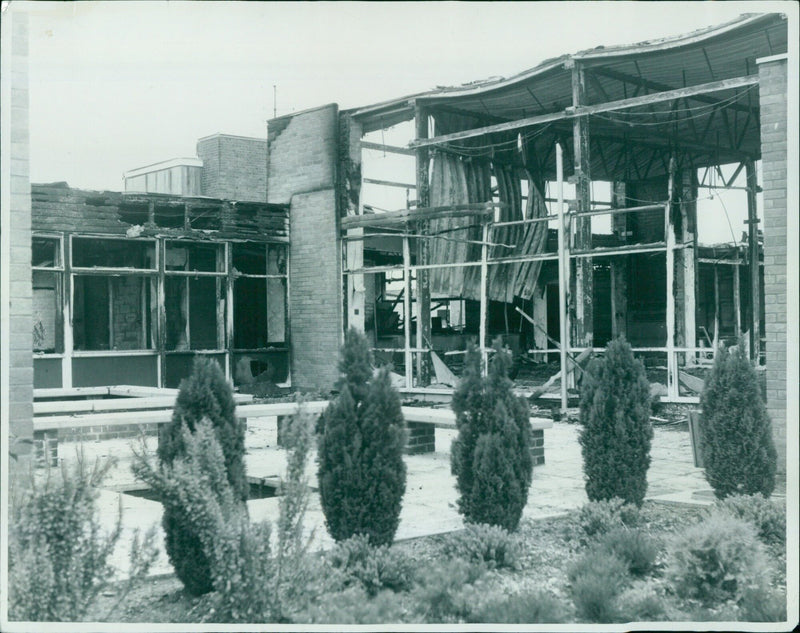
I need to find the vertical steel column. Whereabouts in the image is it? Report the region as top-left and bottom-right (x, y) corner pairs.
(745, 160), (761, 362)
(414, 104), (431, 385)
(557, 143), (570, 414)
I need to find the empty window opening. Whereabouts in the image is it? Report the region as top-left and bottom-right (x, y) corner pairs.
(73, 275), (155, 351)
(165, 242), (222, 272)
(189, 206), (222, 231)
(165, 277), (224, 350)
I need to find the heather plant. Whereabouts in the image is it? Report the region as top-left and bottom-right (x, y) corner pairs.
(155, 357), (248, 595)
(596, 527), (659, 577)
(615, 584), (667, 622)
(568, 550), (629, 623)
(467, 590), (567, 624)
(699, 343), (776, 498)
(327, 534), (416, 597)
(439, 523), (523, 570)
(410, 558), (488, 623)
(579, 336), (653, 507)
(318, 328), (407, 546)
(450, 339), (533, 531)
(714, 493), (785, 548)
(665, 511), (769, 605)
(8, 453), (157, 622)
(576, 498), (640, 539)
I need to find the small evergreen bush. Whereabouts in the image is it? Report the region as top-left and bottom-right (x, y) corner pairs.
(327, 534), (416, 596)
(579, 337), (653, 507)
(9, 454), (157, 622)
(136, 418), (276, 620)
(467, 590), (567, 624)
(439, 523), (523, 570)
(577, 498), (640, 538)
(450, 339), (533, 531)
(294, 586), (409, 624)
(568, 549), (629, 623)
(410, 559), (487, 623)
(596, 527), (659, 577)
(615, 584), (666, 622)
(665, 511), (769, 605)
(156, 357), (248, 595)
(318, 328), (407, 546)
(738, 584), (787, 622)
(699, 343), (776, 498)
(715, 493), (785, 548)
(159, 356), (248, 501)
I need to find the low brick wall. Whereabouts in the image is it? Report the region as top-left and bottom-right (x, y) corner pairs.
(34, 424), (158, 467)
(406, 421), (436, 455)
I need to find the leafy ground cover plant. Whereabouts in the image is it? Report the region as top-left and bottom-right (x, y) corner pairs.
(409, 558), (488, 623)
(318, 328), (407, 546)
(439, 522), (523, 570)
(665, 510), (770, 605)
(451, 339), (533, 531)
(579, 336), (653, 506)
(9, 454), (157, 622)
(699, 342), (776, 498)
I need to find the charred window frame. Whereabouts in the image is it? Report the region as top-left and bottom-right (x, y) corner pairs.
(164, 241), (227, 351)
(70, 236), (157, 351)
(32, 235), (64, 354)
(231, 242), (287, 350)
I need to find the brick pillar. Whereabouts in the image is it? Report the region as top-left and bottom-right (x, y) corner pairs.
(757, 54), (788, 476)
(267, 105), (342, 392)
(3, 10), (34, 468)
(405, 422), (435, 455)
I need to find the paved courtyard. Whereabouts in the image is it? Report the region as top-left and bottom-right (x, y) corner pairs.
(56, 416), (717, 578)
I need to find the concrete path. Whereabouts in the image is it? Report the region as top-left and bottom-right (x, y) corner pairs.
(53, 417), (715, 579)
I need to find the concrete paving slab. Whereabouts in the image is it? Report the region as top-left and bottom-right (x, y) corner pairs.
(50, 418), (716, 580)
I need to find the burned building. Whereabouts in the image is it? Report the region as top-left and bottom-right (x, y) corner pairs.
(31, 184), (290, 391)
(265, 13), (789, 470)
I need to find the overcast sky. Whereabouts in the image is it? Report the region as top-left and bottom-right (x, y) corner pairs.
(11, 1), (793, 242)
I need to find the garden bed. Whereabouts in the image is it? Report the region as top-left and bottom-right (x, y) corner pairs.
(84, 500), (786, 625)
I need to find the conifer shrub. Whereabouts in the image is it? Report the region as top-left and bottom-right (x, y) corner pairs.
(596, 527), (659, 577)
(467, 590), (567, 624)
(450, 339), (533, 531)
(699, 343), (776, 498)
(579, 336), (653, 507)
(317, 328), (407, 546)
(714, 493), (785, 548)
(327, 534), (416, 597)
(135, 418), (274, 618)
(568, 550), (629, 623)
(439, 523), (523, 570)
(155, 357), (248, 595)
(159, 356), (248, 502)
(665, 511), (769, 605)
(576, 498), (640, 539)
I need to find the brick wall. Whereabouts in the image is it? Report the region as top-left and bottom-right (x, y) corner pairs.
(197, 134), (268, 202)
(267, 105), (342, 391)
(757, 55), (788, 475)
(4, 11), (34, 464)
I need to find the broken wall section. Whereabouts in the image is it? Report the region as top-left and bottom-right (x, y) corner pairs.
(267, 104), (342, 391)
